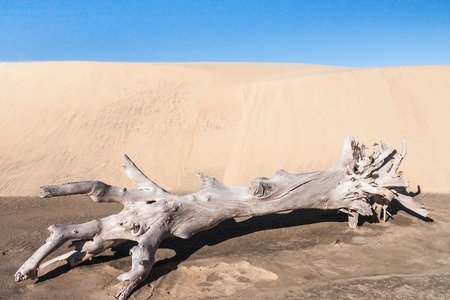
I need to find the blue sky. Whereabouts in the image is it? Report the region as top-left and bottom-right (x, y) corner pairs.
(1, 0), (449, 67)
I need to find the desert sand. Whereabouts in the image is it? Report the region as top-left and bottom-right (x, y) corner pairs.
(1, 62), (450, 196)
(1, 194), (449, 299)
(1, 62), (449, 299)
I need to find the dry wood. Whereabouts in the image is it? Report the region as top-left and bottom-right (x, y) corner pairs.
(15, 137), (430, 299)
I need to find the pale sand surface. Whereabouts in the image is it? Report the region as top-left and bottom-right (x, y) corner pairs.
(1, 62), (450, 298)
(1, 62), (449, 196)
(1, 193), (449, 299)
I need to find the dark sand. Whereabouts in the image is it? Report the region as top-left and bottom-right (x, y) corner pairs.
(1, 193), (449, 299)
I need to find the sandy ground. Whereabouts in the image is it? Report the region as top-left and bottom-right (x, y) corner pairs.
(1, 193), (449, 299)
(1, 62), (449, 299)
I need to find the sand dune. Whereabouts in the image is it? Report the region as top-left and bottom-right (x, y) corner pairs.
(2, 62), (450, 298)
(1, 62), (449, 195)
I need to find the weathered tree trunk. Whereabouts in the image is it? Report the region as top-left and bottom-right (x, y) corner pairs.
(15, 137), (429, 299)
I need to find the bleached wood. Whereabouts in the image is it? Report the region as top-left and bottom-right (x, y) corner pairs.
(122, 154), (168, 194)
(15, 137), (430, 299)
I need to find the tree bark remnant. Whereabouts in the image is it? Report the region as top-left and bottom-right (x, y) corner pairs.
(15, 137), (430, 299)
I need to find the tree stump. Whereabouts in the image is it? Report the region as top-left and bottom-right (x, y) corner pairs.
(15, 137), (430, 299)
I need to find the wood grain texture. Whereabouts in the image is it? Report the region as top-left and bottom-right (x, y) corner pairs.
(15, 137), (429, 299)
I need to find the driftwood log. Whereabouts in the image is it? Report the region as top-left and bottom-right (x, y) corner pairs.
(15, 137), (429, 299)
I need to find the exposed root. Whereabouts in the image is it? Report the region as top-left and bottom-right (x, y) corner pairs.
(15, 137), (430, 299)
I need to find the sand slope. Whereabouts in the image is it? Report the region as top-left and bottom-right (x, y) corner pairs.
(1, 62), (449, 195)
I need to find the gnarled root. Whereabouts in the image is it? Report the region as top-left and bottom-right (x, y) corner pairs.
(15, 219), (103, 282)
(15, 137), (430, 299)
(115, 228), (164, 300)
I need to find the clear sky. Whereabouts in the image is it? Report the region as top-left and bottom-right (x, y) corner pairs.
(1, 0), (449, 67)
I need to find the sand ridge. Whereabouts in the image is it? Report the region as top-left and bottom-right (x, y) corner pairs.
(1, 62), (449, 196)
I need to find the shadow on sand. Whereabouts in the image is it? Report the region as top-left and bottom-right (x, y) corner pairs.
(36, 208), (347, 286)
(36, 187), (433, 296)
